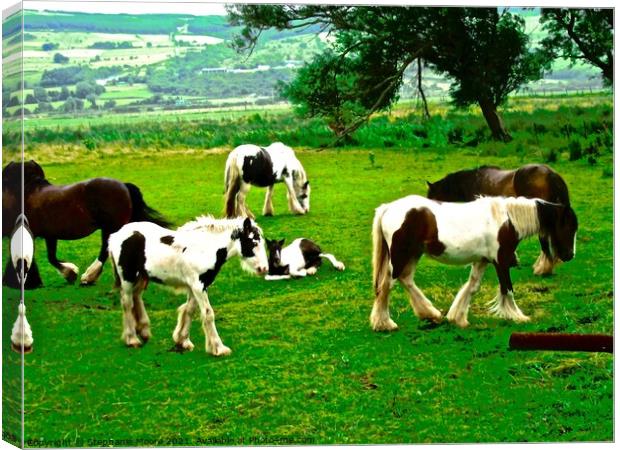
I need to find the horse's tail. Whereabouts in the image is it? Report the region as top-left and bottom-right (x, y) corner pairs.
(125, 183), (171, 228)
(224, 154), (241, 218)
(372, 203), (391, 296)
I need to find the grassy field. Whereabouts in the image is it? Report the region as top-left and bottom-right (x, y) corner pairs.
(1, 139), (613, 445)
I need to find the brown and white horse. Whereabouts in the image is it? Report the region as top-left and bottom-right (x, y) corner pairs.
(370, 195), (577, 330)
(426, 164), (571, 275)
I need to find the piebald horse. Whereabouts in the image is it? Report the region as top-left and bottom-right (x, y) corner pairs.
(265, 237), (345, 280)
(371, 195), (577, 330)
(426, 164), (570, 275)
(109, 216), (268, 356)
(224, 142), (310, 218)
(2, 160), (169, 285)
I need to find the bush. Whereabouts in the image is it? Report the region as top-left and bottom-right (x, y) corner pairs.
(568, 140), (582, 161)
(53, 53), (70, 64)
(41, 42), (59, 51)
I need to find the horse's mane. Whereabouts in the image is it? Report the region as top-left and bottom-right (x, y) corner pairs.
(498, 197), (540, 239)
(177, 215), (248, 233)
(446, 165), (501, 179)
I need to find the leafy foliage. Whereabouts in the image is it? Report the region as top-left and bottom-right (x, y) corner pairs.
(540, 9), (613, 85)
(229, 6), (547, 141)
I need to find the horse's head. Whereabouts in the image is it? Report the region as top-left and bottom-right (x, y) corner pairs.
(295, 180), (311, 213)
(266, 238), (286, 272)
(234, 217), (268, 275)
(426, 179), (458, 201)
(537, 201), (578, 262)
(2, 160), (46, 192)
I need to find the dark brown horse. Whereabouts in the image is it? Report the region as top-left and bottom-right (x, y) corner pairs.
(426, 164), (570, 275)
(2, 160), (170, 286)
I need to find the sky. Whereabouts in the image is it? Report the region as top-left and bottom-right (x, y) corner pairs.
(24, 0), (228, 16)
(16, 0), (617, 17)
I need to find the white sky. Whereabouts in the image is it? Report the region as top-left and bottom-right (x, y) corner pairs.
(20, 1), (617, 17)
(24, 1), (228, 16)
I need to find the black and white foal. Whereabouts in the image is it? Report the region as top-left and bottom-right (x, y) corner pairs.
(265, 238), (345, 280)
(225, 142), (310, 218)
(109, 216), (268, 356)
(371, 195), (577, 330)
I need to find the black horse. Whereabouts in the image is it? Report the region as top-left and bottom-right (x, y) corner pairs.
(426, 164), (571, 275)
(2, 160), (170, 286)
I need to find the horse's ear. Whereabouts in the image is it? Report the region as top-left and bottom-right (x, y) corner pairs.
(303, 181), (309, 188)
(278, 238), (285, 246)
(426, 180), (433, 187)
(243, 217), (252, 231)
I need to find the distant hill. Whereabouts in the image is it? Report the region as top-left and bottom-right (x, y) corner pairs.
(2, 8), (604, 118)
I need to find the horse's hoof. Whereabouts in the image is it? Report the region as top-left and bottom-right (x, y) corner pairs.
(140, 332), (151, 343)
(213, 345), (232, 357)
(125, 337), (142, 348)
(451, 319), (469, 328)
(371, 318), (399, 332)
(65, 272), (78, 284)
(11, 342), (32, 354)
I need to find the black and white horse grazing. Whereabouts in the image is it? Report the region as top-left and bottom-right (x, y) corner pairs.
(265, 238), (345, 280)
(225, 142), (310, 218)
(7, 214), (37, 353)
(371, 195), (577, 330)
(109, 216), (268, 356)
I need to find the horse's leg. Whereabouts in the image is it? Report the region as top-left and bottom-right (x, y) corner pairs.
(45, 238), (79, 283)
(132, 278), (151, 343)
(191, 285), (231, 356)
(532, 236), (555, 276)
(11, 303), (33, 354)
(447, 261), (488, 328)
(172, 293), (197, 351)
(120, 282), (141, 347)
(80, 230), (110, 285)
(236, 183), (254, 219)
(370, 265), (398, 331)
(489, 262), (530, 322)
(398, 260), (443, 323)
(283, 176), (305, 214)
(263, 185), (275, 216)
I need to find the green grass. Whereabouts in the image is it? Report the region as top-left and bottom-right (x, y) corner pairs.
(2, 145), (613, 445)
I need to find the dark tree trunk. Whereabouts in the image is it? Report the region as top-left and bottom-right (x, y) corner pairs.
(478, 98), (512, 142)
(417, 58), (430, 120)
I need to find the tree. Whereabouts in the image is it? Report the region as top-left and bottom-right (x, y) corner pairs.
(33, 86), (48, 102)
(86, 93), (98, 109)
(41, 42), (58, 51)
(59, 86), (70, 100)
(35, 102), (53, 113)
(540, 8), (613, 85)
(424, 9), (546, 141)
(53, 53), (70, 64)
(228, 6), (545, 141)
(75, 81), (95, 99)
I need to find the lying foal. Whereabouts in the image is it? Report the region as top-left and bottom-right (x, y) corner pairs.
(265, 238), (345, 280)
